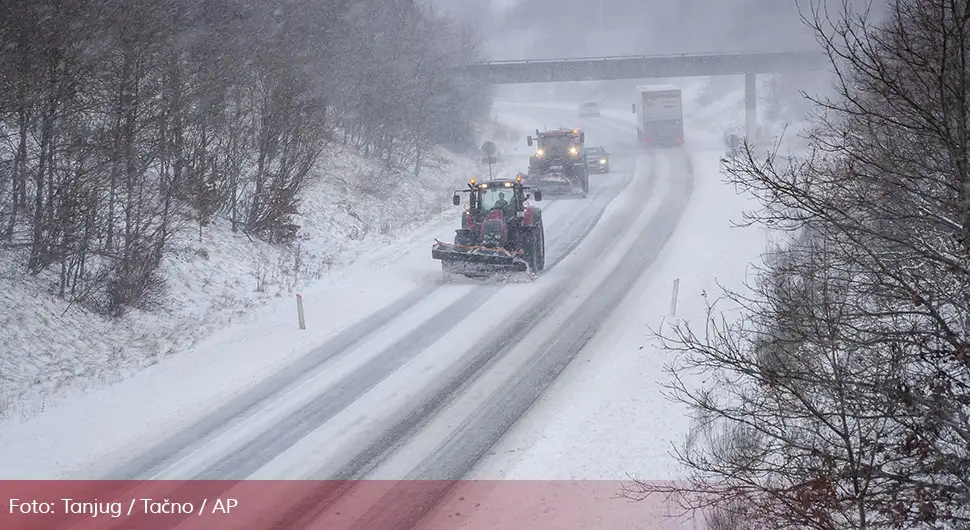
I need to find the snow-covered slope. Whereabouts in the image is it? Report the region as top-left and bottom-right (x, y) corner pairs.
(0, 140), (518, 421)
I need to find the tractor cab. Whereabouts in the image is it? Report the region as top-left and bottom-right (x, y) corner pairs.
(453, 176), (542, 229)
(527, 128), (586, 163)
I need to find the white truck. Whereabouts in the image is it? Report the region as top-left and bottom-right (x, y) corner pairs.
(631, 84), (684, 147)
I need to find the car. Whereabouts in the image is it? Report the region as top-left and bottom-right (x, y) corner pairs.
(585, 146), (610, 174)
(578, 100), (600, 117)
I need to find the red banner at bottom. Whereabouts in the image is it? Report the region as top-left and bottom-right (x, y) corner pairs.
(0, 480), (698, 529)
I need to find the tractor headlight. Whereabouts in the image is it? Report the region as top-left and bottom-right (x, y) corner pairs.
(536, 149), (544, 157)
(569, 147), (577, 155)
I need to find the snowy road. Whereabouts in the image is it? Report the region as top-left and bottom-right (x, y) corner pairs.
(100, 132), (645, 482)
(13, 102), (700, 529)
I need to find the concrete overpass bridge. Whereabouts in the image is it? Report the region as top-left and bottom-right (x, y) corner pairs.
(460, 50), (830, 138)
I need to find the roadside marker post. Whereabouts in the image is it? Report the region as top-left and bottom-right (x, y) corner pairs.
(296, 293), (306, 330)
(670, 279), (680, 316)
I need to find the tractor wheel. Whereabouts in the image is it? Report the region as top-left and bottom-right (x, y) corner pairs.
(521, 227), (541, 273)
(536, 223), (546, 271)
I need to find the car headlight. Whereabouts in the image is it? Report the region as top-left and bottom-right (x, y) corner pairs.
(536, 149), (544, 157)
(599, 159), (606, 164)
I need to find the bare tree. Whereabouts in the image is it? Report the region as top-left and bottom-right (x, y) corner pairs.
(627, 1), (970, 529)
(331, 0), (490, 175)
(0, 0), (490, 316)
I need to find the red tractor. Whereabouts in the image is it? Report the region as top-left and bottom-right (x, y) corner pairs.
(432, 176), (545, 278)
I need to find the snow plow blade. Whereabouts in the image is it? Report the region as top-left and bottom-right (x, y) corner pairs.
(432, 240), (529, 271)
(432, 240), (536, 281)
(521, 172), (581, 195)
(533, 179), (584, 196)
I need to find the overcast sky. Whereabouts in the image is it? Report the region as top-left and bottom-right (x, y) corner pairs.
(432, 0), (835, 61)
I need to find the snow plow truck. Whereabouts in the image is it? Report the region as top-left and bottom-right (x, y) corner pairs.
(432, 175), (545, 279)
(525, 128), (589, 198)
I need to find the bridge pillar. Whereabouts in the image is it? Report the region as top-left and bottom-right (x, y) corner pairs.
(745, 73), (757, 139)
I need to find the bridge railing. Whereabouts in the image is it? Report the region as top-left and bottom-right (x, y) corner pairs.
(470, 50), (825, 66)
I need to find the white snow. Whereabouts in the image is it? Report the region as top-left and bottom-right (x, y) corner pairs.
(0, 138), (532, 478)
(0, 78), (799, 490)
(0, 143), (489, 422)
(0, 249), (454, 479)
(365, 150), (677, 481)
(470, 146), (772, 480)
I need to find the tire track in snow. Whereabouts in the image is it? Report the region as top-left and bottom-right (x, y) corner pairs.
(325, 160), (655, 482)
(103, 284), (437, 480)
(257, 152), (674, 529)
(190, 162), (636, 480)
(100, 160), (624, 482)
(279, 150), (695, 530)
(193, 287), (497, 480)
(68, 158), (640, 530)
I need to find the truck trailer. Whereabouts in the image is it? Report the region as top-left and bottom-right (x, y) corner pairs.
(632, 84), (684, 147)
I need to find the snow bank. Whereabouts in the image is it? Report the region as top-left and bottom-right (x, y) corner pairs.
(0, 142), (483, 421)
(472, 148), (773, 480)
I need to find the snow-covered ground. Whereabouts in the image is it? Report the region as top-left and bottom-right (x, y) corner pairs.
(471, 146), (771, 480)
(464, 89), (783, 482)
(0, 141), (508, 420)
(0, 102), (631, 479)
